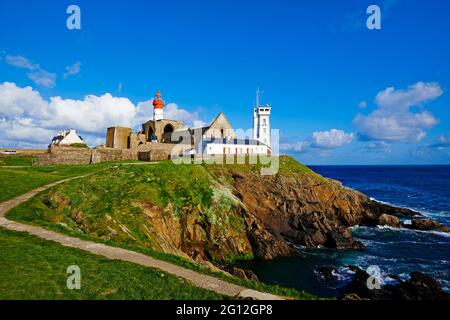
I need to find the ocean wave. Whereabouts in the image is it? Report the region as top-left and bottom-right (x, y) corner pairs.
(319, 265), (400, 289)
(351, 225), (450, 239)
(374, 225), (450, 238)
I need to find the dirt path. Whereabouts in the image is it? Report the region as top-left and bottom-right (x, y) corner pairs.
(0, 174), (282, 300)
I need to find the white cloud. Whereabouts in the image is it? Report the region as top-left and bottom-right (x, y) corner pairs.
(165, 103), (200, 128)
(311, 129), (354, 149)
(358, 100), (367, 108)
(280, 129), (354, 153)
(63, 61), (81, 79)
(354, 82), (442, 142)
(5, 55), (37, 70)
(0, 82), (199, 147)
(437, 133), (450, 146)
(280, 141), (309, 152)
(28, 69), (56, 88)
(365, 141), (391, 153)
(4, 54), (56, 88)
(427, 133), (450, 149)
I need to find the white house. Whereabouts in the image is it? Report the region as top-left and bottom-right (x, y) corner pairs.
(51, 129), (85, 146)
(197, 137), (270, 156)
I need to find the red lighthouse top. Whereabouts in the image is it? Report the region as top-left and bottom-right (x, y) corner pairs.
(153, 90), (164, 109)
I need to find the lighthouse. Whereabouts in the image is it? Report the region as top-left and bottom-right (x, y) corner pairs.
(253, 88), (271, 148)
(153, 90), (164, 121)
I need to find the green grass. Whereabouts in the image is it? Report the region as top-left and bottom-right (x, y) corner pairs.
(2, 157), (323, 300)
(5, 160), (318, 299)
(0, 155), (34, 166)
(204, 155), (326, 182)
(0, 163), (113, 202)
(0, 228), (225, 300)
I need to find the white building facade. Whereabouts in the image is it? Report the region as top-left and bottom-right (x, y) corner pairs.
(198, 138), (270, 156)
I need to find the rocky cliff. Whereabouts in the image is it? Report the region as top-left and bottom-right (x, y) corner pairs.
(14, 156), (448, 265)
(208, 157), (447, 260)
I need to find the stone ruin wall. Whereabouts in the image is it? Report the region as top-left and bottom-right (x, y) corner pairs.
(33, 146), (139, 166)
(137, 143), (179, 161)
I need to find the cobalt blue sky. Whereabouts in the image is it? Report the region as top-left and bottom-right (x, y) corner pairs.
(0, 0), (449, 164)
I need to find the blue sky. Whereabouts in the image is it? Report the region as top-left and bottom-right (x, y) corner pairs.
(0, 0), (449, 164)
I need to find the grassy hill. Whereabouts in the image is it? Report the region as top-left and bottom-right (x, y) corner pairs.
(1, 158), (319, 300)
(7, 157), (323, 264)
(0, 228), (225, 300)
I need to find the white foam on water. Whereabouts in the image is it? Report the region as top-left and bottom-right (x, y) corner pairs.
(374, 224), (450, 238)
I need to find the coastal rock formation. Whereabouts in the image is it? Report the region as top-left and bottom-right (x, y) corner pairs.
(211, 161), (446, 259)
(406, 219), (449, 233)
(341, 267), (450, 300)
(28, 157), (448, 265)
(378, 214), (401, 227)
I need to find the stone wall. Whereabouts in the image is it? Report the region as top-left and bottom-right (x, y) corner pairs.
(137, 143), (180, 161)
(33, 146), (92, 166)
(91, 147), (123, 164)
(33, 143), (178, 166)
(33, 146), (138, 166)
(129, 133), (147, 150)
(106, 127), (132, 149)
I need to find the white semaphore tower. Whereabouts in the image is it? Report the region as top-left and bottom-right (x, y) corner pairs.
(253, 88), (271, 147)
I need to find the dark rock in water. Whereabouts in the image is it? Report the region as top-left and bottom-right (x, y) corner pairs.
(231, 267), (259, 282)
(407, 219), (449, 233)
(364, 201), (420, 219)
(343, 267), (450, 300)
(378, 214), (401, 227)
(343, 267), (373, 299)
(325, 231), (364, 250)
(317, 265), (335, 282)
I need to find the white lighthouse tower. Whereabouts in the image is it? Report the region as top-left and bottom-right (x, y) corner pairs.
(253, 88), (271, 147)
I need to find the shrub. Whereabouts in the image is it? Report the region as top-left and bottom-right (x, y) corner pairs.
(70, 143), (89, 148)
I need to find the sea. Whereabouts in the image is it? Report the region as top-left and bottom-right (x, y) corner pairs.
(237, 165), (450, 298)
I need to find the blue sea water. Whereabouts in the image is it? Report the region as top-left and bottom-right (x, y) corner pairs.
(238, 165), (450, 298)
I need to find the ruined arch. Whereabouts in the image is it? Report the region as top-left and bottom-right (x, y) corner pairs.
(147, 125), (154, 142)
(163, 124), (174, 142)
(164, 124), (174, 134)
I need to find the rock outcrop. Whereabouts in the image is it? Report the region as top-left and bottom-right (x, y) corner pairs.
(209, 163), (446, 259)
(378, 214), (401, 227)
(342, 267), (450, 300)
(406, 219), (449, 233)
